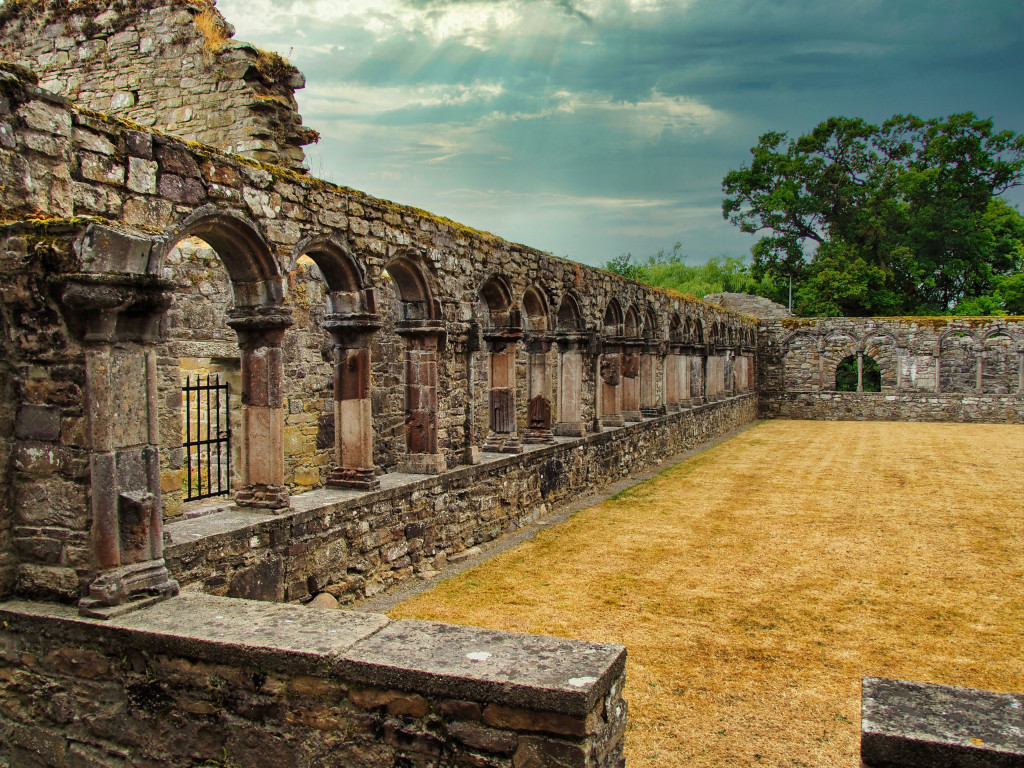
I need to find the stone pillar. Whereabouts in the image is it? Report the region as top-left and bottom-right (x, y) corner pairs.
(934, 353), (942, 393)
(600, 344), (625, 427)
(975, 346), (984, 394)
(323, 313), (380, 490)
(620, 344), (643, 422)
(1018, 347), (1024, 394)
(397, 321), (448, 474)
(554, 334), (588, 437)
(523, 334), (555, 444)
(227, 308), (293, 510)
(857, 351), (865, 392)
(639, 343), (663, 417)
(60, 273), (180, 618)
(482, 330), (523, 453)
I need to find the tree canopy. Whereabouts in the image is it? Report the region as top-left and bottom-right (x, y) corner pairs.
(604, 244), (769, 299)
(722, 113), (1024, 316)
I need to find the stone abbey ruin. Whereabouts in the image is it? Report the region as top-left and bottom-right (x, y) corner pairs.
(0, 2), (1021, 766)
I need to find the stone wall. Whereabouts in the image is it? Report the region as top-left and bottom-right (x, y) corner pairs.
(0, 0), (316, 172)
(0, 593), (627, 768)
(758, 317), (1024, 422)
(165, 395), (758, 604)
(0, 69), (755, 603)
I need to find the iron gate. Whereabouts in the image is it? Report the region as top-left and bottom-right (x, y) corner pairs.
(182, 374), (231, 501)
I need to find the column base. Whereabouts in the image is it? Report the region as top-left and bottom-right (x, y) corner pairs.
(622, 410), (643, 422)
(482, 432), (524, 454)
(640, 406), (665, 418)
(236, 484), (290, 511)
(328, 466), (380, 491)
(665, 402), (681, 413)
(464, 445), (482, 465)
(401, 453), (448, 475)
(522, 428), (555, 444)
(79, 559), (180, 619)
(601, 414), (626, 427)
(554, 421), (587, 437)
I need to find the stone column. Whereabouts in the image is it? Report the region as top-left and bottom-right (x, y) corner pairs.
(482, 330), (524, 453)
(323, 313), (380, 490)
(1018, 346), (1024, 394)
(934, 352), (942, 393)
(600, 343), (625, 427)
(976, 346), (984, 394)
(554, 334), (588, 437)
(523, 334), (555, 444)
(620, 343), (643, 422)
(639, 342), (663, 417)
(397, 321), (448, 474)
(61, 274), (180, 618)
(227, 308), (293, 509)
(857, 351), (865, 392)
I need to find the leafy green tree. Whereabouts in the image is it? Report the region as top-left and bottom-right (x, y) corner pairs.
(722, 113), (1024, 316)
(604, 245), (777, 299)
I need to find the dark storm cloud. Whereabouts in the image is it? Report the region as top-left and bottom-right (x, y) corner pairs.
(220, 0), (1024, 265)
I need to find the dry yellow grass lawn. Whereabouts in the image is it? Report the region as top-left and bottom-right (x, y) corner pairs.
(390, 420), (1024, 767)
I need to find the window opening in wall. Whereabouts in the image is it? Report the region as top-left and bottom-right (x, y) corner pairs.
(182, 373), (232, 501)
(836, 355), (881, 392)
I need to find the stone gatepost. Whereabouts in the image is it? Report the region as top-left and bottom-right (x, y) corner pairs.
(554, 332), (589, 437)
(226, 308), (293, 509)
(640, 340), (664, 417)
(620, 342), (643, 422)
(522, 332), (555, 444)
(482, 328), (524, 453)
(323, 313), (380, 490)
(59, 264), (180, 618)
(397, 320), (448, 474)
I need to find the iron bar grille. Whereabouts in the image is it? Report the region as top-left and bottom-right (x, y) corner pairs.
(182, 374), (231, 502)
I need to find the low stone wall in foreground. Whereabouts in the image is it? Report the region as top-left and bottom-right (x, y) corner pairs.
(760, 391), (1024, 424)
(0, 593), (627, 768)
(166, 395), (758, 604)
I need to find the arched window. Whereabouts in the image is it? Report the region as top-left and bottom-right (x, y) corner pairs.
(836, 355), (881, 392)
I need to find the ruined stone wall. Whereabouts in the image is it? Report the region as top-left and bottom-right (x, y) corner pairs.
(0, 227), (93, 601)
(165, 395), (757, 604)
(0, 73), (754, 600)
(0, 594), (627, 768)
(0, 0), (316, 172)
(759, 317), (1024, 422)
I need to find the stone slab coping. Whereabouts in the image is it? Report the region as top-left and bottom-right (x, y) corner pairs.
(163, 394), (752, 552)
(862, 677), (1024, 767)
(0, 593), (625, 718)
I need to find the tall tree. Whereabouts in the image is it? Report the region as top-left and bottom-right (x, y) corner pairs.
(722, 113), (1024, 316)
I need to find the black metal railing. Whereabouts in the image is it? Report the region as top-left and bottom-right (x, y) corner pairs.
(182, 374), (231, 501)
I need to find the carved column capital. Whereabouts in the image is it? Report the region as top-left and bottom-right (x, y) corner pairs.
(59, 273), (174, 343)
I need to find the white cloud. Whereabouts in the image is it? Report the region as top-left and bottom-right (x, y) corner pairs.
(302, 81), (505, 116)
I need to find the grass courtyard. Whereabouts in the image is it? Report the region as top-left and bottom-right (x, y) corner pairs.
(389, 420), (1024, 767)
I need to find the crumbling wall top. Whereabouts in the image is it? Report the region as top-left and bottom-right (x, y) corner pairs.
(0, 0), (317, 173)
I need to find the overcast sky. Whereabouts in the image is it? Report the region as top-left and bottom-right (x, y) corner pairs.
(218, 0), (1024, 267)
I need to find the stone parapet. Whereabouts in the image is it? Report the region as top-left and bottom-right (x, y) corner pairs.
(0, 593), (627, 768)
(163, 395), (758, 604)
(760, 391), (1024, 424)
(861, 677), (1024, 767)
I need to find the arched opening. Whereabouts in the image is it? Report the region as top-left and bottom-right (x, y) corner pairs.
(156, 211), (291, 513)
(939, 333), (975, 394)
(479, 275), (523, 453)
(982, 333), (1016, 394)
(383, 254), (446, 474)
(522, 285), (554, 444)
(620, 306), (642, 421)
(553, 293), (587, 436)
(836, 355), (881, 392)
(640, 307), (662, 416)
(600, 299), (625, 426)
(297, 238), (379, 490)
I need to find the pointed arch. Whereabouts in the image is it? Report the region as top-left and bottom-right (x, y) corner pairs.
(385, 253), (439, 322)
(521, 285), (551, 333)
(556, 292), (584, 332)
(603, 298), (623, 337)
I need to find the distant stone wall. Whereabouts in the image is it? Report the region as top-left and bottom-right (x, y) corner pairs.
(758, 317), (1024, 422)
(0, 594), (628, 768)
(165, 395), (757, 604)
(0, 0), (316, 172)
